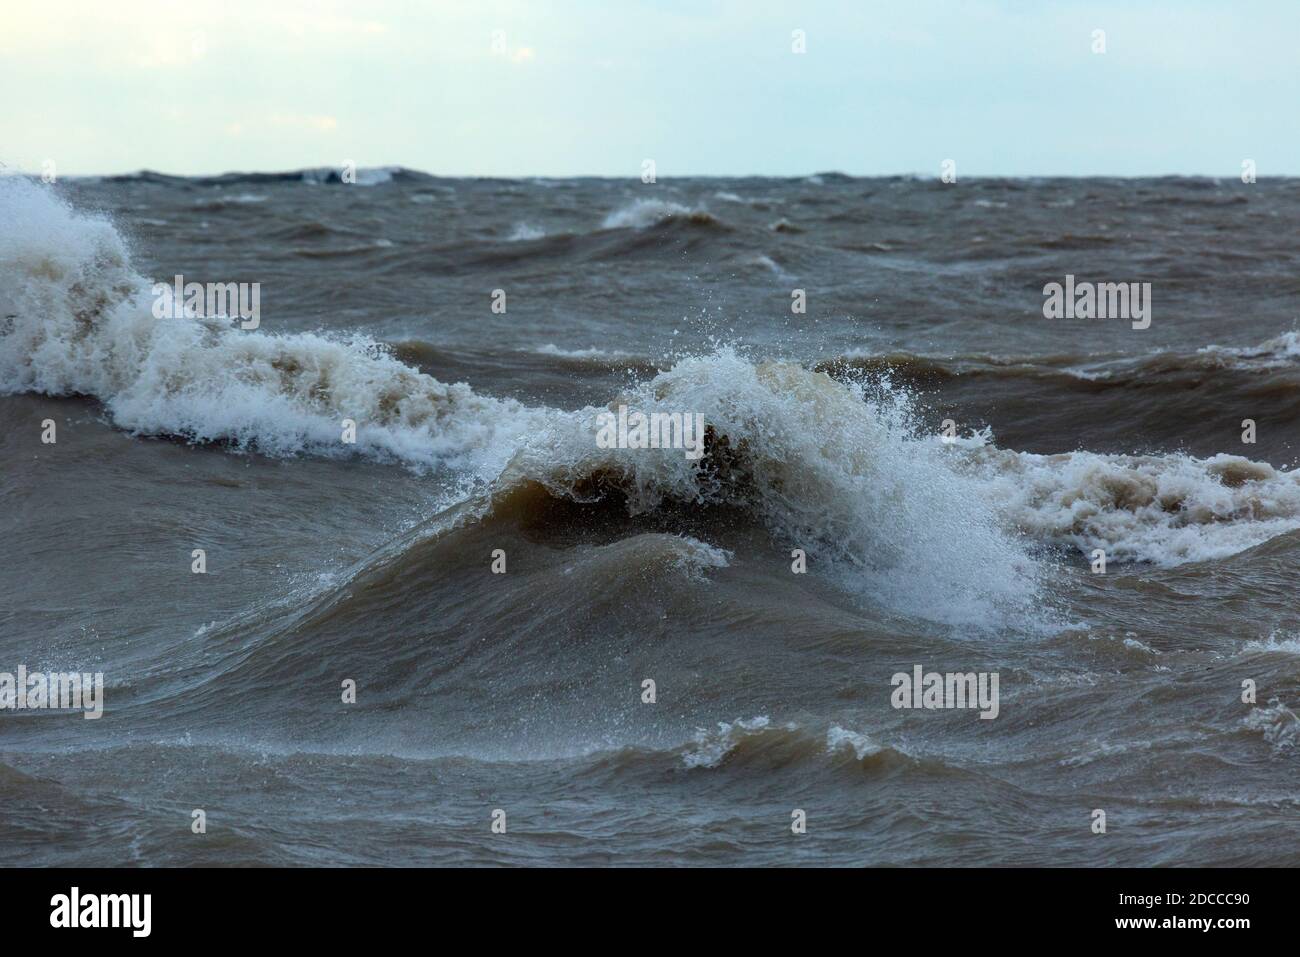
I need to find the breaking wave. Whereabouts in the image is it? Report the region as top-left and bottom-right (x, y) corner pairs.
(0, 177), (545, 475)
(1198, 331), (1300, 368)
(6, 179), (1300, 624)
(951, 434), (1300, 565)
(601, 198), (723, 230)
(680, 717), (899, 770)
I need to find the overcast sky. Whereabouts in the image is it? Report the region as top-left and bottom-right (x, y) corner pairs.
(3, 0), (1295, 177)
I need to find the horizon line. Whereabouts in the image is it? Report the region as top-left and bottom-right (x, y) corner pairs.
(2, 165), (1283, 182)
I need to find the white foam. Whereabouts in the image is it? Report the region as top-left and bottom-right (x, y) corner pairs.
(748, 254), (790, 279)
(507, 222), (545, 241)
(532, 343), (629, 360)
(0, 178), (547, 476)
(1243, 698), (1298, 750)
(201, 193), (266, 205)
(1197, 331), (1300, 367)
(1122, 637), (1158, 655)
(826, 725), (883, 760)
(601, 198), (695, 229)
(1241, 633), (1300, 656)
(669, 535), (732, 579)
(681, 716), (774, 769)
(952, 435), (1300, 566)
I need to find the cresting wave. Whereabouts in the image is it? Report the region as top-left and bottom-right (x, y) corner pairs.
(0, 177), (547, 475)
(600, 198), (723, 230)
(679, 717), (897, 770)
(949, 433), (1300, 565)
(4, 178), (1300, 624)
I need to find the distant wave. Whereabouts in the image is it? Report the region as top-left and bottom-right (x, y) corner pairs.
(679, 717), (901, 770)
(532, 343), (636, 361)
(1198, 331), (1300, 367)
(601, 198), (724, 230)
(189, 194), (269, 211)
(825, 339), (1300, 383)
(507, 222), (546, 241)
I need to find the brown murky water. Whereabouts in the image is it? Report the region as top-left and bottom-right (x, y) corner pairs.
(1, 171), (1297, 865)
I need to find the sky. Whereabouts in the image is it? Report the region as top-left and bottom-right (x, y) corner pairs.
(2, 0), (1296, 178)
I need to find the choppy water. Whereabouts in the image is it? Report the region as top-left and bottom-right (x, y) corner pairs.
(1, 169), (1297, 866)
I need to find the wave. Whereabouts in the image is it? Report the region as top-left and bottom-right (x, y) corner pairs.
(489, 363), (1300, 575)
(188, 194), (269, 212)
(769, 218), (804, 233)
(490, 349), (1042, 627)
(507, 222), (547, 241)
(1239, 632), (1300, 656)
(746, 254), (791, 278)
(679, 716), (901, 770)
(0, 177), (546, 475)
(821, 346), (1300, 461)
(600, 716), (979, 783)
(1198, 331), (1300, 368)
(953, 434), (1300, 565)
(386, 209), (733, 275)
(7, 179), (1300, 623)
(600, 198), (724, 230)
(1242, 699), (1299, 750)
(825, 338), (1300, 385)
(531, 343), (639, 362)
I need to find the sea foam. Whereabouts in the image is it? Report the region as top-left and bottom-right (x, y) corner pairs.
(0, 177), (547, 476)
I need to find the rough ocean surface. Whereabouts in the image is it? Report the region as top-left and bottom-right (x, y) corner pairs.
(1, 170), (1297, 866)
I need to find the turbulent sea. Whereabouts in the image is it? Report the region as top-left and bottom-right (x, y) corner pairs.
(1, 168), (1298, 866)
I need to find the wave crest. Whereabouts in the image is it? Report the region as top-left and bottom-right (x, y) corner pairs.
(0, 178), (545, 473)
(601, 198), (723, 230)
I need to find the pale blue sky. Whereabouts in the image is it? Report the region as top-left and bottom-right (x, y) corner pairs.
(2, 0), (1295, 177)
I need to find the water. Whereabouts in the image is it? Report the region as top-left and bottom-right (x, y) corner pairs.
(1, 170), (1296, 865)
